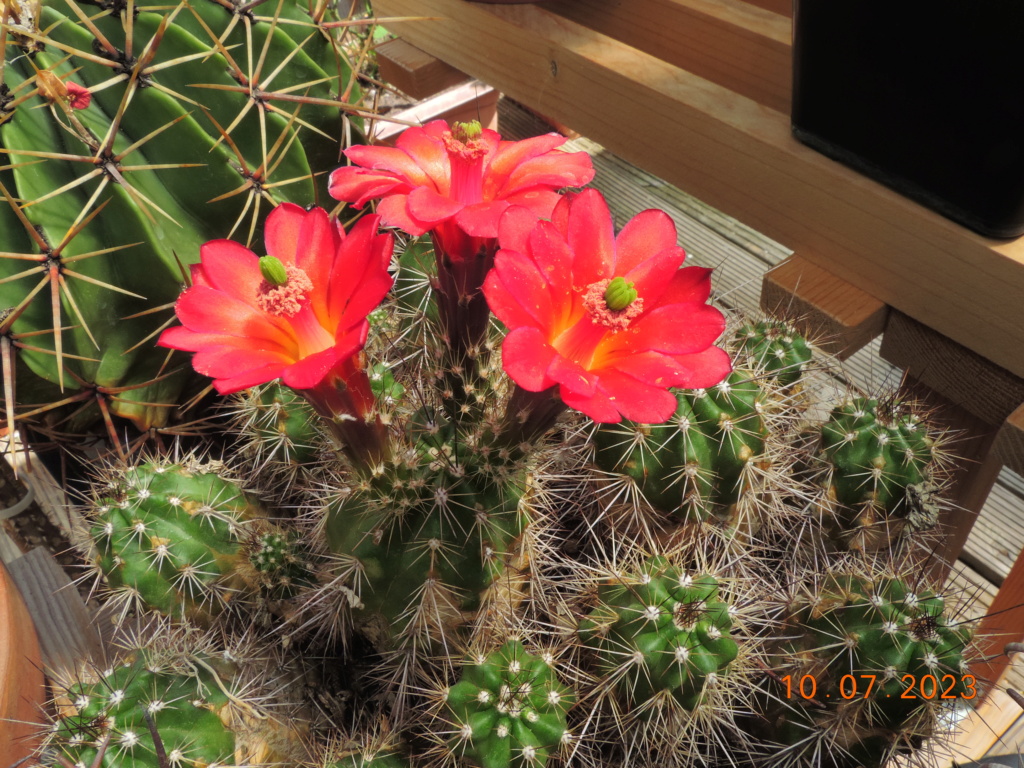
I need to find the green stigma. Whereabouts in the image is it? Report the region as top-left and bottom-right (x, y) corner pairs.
(259, 255), (288, 286)
(451, 120), (483, 143)
(604, 276), (638, 311)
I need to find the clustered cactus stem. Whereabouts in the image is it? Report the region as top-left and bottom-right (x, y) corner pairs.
(27, 84), (981, 768)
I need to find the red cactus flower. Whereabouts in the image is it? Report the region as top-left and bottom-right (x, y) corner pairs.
(159, 203), (394, 397)
(483, 189), (731, 424)
(327, 119), (594, 260)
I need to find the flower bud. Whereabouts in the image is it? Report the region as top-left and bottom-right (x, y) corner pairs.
(259, 255), (289, 286)
(604, 276), (638, 311)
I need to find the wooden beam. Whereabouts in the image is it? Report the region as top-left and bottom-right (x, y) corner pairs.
(0, 559), (45, 766)
(973, 551), (1024, 711)
(760, 254), (888, 358)
(880, 311), (1024, 428)
(544, 0), (791, 113)
(372, 0), (1024, 381)
(375, 37), (470, 100)
(993, 403), (1024, 477)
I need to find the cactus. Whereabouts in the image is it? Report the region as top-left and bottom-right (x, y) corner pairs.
(86, 458), (317, 622)
(753, 568), (975, 768)
(49, 119), (983, 768)
(816, 395), (946, 549)
(578, 557), (739, 715)
(592, 368), (771, 532)
(0, 0), (363, 435)
(47, 651), (236, 767)
(733, 319), (812, 388)
(442, 641), (575, 768)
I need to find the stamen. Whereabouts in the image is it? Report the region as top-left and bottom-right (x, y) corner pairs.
(256, 265), (313, 317)
(583, 278), (644, 330)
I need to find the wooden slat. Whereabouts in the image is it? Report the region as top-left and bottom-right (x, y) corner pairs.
(375, 37), (469, 100)
(6, 548), (103, 682)
(544, 0), (792, 113)
(761, 254), (888, 358)
(373, 0), (1024, 383)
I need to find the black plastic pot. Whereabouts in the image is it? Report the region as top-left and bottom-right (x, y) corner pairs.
(792, 1), (1024, 238)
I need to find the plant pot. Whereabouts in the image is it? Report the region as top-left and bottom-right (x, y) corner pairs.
(0, 560), (46, 765)
(792, 1), (1024, 238)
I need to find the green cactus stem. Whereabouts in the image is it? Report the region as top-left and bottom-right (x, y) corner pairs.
(579, 556), (738, 714)
(444, 641), (575, 768)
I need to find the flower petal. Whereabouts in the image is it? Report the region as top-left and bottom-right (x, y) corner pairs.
(213, 365), (290, 395)
(484, 252), (549, 331)
(488, 249), (554, 329)
(656, 266), (714, 305)
(174, 285), (292, 343)
(192, 240), (261, 304)
(396, 124), (451, 193)
(605, 351), (690, 388)
(547, 353), (597, 398)
(497, 205), (542, 255)
(559, 385), (621, 424)
(501, 188), (564, 221)
(328, 167), (412, 208)
(501, 326), (558, 391)
(602, 303), (726, 356)
(407, 186), (464, 226)
(455, 200), (510, 238)
(282, 346), (344, 391)
(594, 368), (680, 423)
(264, 202), (308, 265)
(567, 188), (615, 287)
(614, 209), (679, 275)
(343, 144), (433, 186)
(665, 345), (733, 389)
(376, 194), (427, 236)
(504, 150), (596, 194)
(622, 246), (688, 307)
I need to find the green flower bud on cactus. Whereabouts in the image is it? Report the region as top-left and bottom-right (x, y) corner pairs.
(49, 652), (234, 767)
(604, 276), (638, 311)
(733, 319), (812, 387)
(445, 641), (575, 768)
(259, 255), (290, 286)
(594, 370), (766, 522)
(88, 461), (266, 622)
(579, 557), (738, 713)
(818, 396), (940, 548)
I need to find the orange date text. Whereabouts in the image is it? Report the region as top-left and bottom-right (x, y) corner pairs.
(780, 673), (977, 701)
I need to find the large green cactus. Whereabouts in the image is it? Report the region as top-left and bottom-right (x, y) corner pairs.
(755, 571), (974, 768)
(0, 0), (362, 432)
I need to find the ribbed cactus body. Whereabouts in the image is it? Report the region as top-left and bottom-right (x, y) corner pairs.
(445, 641), (574, 768)
(0, 0), (358, 429)
(325, 431), (527, 631)
(49, 653), (234, 767)
(578, 557), (737, 712)
(733, 319), (812, 387)
(762, 573), (974, 767)
(89, 461), (265, 621)
(594, 370), (766, 522)
(819, 397), (939, 544)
